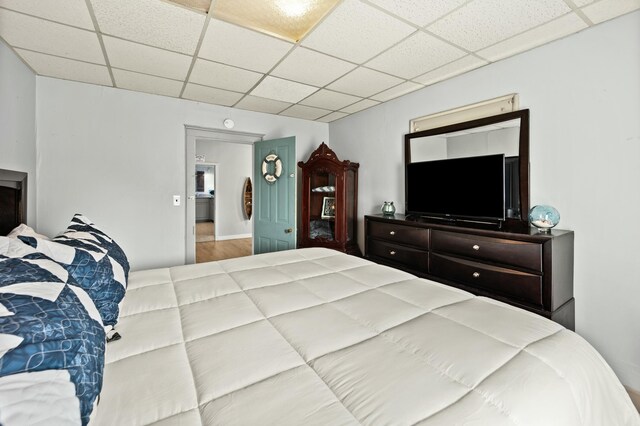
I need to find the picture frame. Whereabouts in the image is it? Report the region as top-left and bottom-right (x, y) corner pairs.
(321, 196), (336, 219)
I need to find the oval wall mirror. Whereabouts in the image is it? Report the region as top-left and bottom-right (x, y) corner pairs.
(243, 177), (252, 220)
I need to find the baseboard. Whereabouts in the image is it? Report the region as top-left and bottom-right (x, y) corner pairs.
(216, 233), (252, 241)
(626, 386), (640, 412)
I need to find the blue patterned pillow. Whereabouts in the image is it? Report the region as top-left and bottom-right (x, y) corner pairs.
(65, 214), (130, 280)
(19, 234), (127, 329)
(0, 237), (106, 425)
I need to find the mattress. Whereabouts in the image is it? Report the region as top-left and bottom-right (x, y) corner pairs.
(91, 248), (639, 425)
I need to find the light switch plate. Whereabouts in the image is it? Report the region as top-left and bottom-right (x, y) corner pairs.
(173, 195), (181, 206)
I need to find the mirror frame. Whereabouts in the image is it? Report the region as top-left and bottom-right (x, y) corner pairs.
(404, 109), (530, 224)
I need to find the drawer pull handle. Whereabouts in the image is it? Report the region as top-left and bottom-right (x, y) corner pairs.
(389, 251), (396, 255)
(472, 272), (480, 278)
(472, 244), (480, 251)
(389, 231), (396, 235)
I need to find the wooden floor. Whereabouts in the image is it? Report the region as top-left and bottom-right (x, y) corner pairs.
(195, 222), (252, 263)
(196, 221), (215, 242)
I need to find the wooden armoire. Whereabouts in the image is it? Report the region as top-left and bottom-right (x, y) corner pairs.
(298, 142), (360, 256)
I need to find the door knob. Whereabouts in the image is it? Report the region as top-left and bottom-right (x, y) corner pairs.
(284, 228), (293, 233)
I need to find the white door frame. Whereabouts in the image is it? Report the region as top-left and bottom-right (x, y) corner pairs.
(185, 125), (264, 264)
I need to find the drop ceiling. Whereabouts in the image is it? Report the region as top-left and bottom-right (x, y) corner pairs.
(0, 0), (637, 123)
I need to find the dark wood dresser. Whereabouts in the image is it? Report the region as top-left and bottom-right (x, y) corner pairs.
(365, 214), (575, 330)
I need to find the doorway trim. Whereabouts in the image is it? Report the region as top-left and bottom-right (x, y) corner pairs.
(185, 125), (264, 264)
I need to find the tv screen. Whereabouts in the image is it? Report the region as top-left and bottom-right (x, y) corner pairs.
(406, 154), (505, 221)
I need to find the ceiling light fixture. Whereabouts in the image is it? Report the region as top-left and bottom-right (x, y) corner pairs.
(211, 0), (340, 42)
(276, 0), (311, 18)
(165, 0), (212, 13)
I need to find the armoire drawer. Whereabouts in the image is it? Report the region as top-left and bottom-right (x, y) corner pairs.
(368, 220), (429, 248)
(368, 240), (428, 271)
(430, 253), (543, 307)
(431, 230), (542, 272)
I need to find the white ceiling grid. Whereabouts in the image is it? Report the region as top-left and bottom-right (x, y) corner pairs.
(0, 0), (637, 123)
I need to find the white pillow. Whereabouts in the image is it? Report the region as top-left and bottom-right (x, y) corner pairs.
(6, 223), (50, 240)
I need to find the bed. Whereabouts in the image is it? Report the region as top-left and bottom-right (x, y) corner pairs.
(1, 212), (638, 425)
(87, 247), (638, 425)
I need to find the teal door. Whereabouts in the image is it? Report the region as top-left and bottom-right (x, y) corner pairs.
(254, 136), (296, 254)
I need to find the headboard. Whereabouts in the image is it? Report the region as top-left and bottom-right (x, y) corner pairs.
(0, 169), (28, 236)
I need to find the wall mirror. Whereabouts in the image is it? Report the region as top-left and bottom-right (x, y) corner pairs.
(404, 109), (530, 223)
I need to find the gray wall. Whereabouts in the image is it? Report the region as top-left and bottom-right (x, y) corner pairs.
(35, 77), (328, 270)
(0, 41), (36, 227)
(329, 12), (640, 391)
(196, 140), (252, 239)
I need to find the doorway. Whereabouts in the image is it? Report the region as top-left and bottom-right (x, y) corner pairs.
(195, 163), (216, 245)
(184, 126), (264, 264)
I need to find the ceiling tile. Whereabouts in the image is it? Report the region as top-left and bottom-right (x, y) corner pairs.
(113, 69), (183, 97)
(316, 111), (349, 122)
(199, 18), (293, 73)
(371, 81), (423, 102)
(271, 47), (357, 87)
(340, 99), (380, 114)
(366, 31), (466, 79)
(573, 0), (595, 5)
(250, 76), (318, 103)
(182, 83), (244, 106)
(300, 89), (361, 110)
(15, 49), (112, 86)
(103, 36), (192, 80)
(581, 0), (640, 24)
(234, 95), (292, 114)
(0, 0), (94, 29)
(279, 105), (332, 120)
(413, 55), (487, 86)
(0, 8), (105, 64)
(427, 0), (571, 51)
(189, 59), (263, 92)
(367, 0), (468, 27)
(476, 13), (587, 62)
(327, 67), (403, 97)
(89, 0), (205, 54)
(301, 0), (415, 64)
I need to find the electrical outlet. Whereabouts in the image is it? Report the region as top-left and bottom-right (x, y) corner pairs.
(173, 195), (180, 206)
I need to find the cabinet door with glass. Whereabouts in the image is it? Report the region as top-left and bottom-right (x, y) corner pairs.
(298, 142), (360, 256)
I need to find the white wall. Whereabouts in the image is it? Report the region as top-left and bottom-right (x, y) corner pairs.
(329, 12), (640, 391)
(0, 41), (36, 226)
(35, 78), (328, 270)
(196, 140), (252, 238)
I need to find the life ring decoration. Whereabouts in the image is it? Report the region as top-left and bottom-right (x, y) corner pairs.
(261, 153), (283, 184)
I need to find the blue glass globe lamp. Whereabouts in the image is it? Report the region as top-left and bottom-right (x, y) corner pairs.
(529, 205), (560, 232)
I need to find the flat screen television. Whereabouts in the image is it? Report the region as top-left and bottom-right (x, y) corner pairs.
(405, 154), (506, 222)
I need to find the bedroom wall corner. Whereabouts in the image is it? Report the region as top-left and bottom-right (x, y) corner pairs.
(0, 40), (37, 228)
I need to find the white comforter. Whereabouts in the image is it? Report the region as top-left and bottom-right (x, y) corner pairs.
(91, 248), (639, 425)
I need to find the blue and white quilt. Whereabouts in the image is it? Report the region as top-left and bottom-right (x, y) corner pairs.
(66, 214), (130, 280)
(19, 232), (127, 330)
(0, 237), (105, 425)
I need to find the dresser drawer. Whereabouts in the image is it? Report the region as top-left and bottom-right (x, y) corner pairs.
(431, 230), (542, 272)
(431, 253), (543, 307)
(368, 220), (429, 247)
(368, 240), (428, 271)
